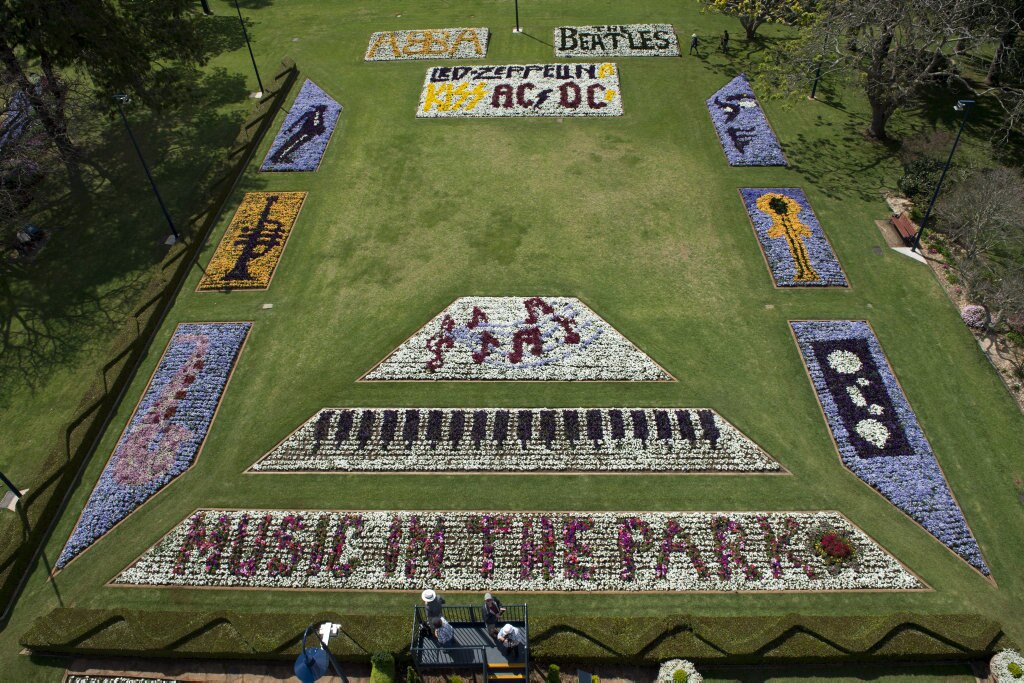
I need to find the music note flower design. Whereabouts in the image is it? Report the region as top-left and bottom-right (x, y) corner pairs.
(198, 192), (306, 291)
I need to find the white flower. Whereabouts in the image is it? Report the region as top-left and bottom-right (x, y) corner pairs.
(827, 349), (862, 374)
(656, 659), (703, 683)
(855, 418), (889, 448)
(846, 385), (867, 407)
(868, 404), (884, 416)
(991, 649), (1024, 682)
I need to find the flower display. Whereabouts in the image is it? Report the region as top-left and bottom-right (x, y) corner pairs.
(960, 304), (987, 329)
(991, 649), (1024, 682)
(365, 28), (489, 61)
(68, 678), (179, 683)
(197, 192), (306, 291)
(418, 63), (623, 118)
(56, 323), (251, 569)
(656, 659), (703, 683)
(113, 510), (921, 592)
(706, 75), (786, 166)
(740, 188), (847, 287)
(250, 407), (782, 472)
(361, 297), (671, 381)
(791, 320), (989, 575)
(260, 79), (342, 172)
(554, 25), (680, 57)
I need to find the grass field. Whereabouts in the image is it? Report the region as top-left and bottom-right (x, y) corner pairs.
(3, 0), (1024, 680)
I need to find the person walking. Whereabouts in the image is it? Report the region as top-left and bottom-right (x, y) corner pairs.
(720, 30), (730, 53)
(420, 589), (445, 637)
(482, 592), (505, 640)
(431, 616), (455, 646)
(497, 623), (525, 659)
(689, 32), (700, 56)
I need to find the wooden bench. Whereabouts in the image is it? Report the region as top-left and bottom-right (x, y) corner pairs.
(891, 212), (918, 244)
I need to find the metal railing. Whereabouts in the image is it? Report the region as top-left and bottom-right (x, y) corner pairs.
(410, 603), (529, 683)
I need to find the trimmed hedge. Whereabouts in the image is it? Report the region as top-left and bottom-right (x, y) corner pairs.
(20, 608), (1013, 664)
(0, 58), (299, 619)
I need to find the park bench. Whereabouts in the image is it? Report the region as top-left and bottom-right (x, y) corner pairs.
(891, 212), (918, 244)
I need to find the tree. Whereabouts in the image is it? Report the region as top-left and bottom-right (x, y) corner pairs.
(938, 167), (1024, 264)
(700, 0), (811, 41)
(771, 0), (1015, 139)
(987, 0), (1023, 86)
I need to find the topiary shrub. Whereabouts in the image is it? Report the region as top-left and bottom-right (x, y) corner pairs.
(547, 663), (561, 683)
(406, 665), (418, 683)
(371, 652), (396, 683)
(960, 304), (988, 330)
(656, 659), (702, 683)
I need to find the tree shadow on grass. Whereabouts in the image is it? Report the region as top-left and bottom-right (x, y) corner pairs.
(0, 67), (253, 407)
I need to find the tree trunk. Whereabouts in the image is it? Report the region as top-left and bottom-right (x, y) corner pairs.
(864, 29), (895, 140)
(867, 100), (894, 140)
(987, 31), (1016, 86)
(739, 16), (761, 41)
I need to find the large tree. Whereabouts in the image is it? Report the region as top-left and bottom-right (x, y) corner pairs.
(700, 0), (812, 41)
(773, 0), (1018, 139)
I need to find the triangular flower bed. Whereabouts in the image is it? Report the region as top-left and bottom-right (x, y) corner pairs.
(361, 296), (672, 381)
(260, 79), (342, 172)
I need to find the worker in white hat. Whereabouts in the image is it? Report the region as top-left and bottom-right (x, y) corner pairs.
(420, 589), (445, 636)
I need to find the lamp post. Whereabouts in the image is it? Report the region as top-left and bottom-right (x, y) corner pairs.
(0, 471), (21, 502)
(112, 94), (179, 243)
(294, 622), (348, 683)
(513, 0), (521, 33)
(233, 0), (265, 96)
(912, 99), (975, 252)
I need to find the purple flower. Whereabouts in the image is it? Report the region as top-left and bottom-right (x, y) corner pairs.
(260, 80), (341, 172)
(706, 74), (786, 166)
(791, 321), (989, 575)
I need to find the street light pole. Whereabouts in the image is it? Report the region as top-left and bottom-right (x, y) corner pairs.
(233, 0), (265, 95)
(0, 471), (21, 501)
(294, 622), (348, 683)
(112, 94), (180, 242)
(513, 0), (521, 33)
(912, 99), (974, 252)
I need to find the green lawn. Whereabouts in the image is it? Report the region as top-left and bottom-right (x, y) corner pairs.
(3, 0), (1024, 679)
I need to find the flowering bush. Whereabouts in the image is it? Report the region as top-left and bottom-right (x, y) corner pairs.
(260, 79), (342, 172)
(365, 28), (488, 61)
(554, 25), (680, 57)
(197, 192), (306, 291)
(114, 510), (921, 592)
(791, 320), (989, 575)
(740, 188), (847, 287)
(418, 63), (623, 118)
(706, 75), (786, 166)
(960, 304), (988, 329)
(992, 649), (1024, 682)
(251, 407), (782, 472)
(656, 659), (702, 683)
(56, 323), (250, 569)
(362, 297), (670, 380)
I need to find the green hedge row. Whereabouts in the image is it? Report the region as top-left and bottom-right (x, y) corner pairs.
(20, 608), (1013, 664)
(0, 58), (299, 619)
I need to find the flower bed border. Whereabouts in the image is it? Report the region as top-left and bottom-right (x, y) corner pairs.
(53, 322), (253, 575)
(246, 407), (788, 475)
(106, 507), (928, 594)
(787, 320), (993, 582)
(357, 296), (676, 382)
(196, 192), (308, 293)
(737, 188), (850, 289)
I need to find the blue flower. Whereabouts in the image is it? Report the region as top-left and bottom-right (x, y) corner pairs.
(706, 74), (786, 166)
(260, 80), (342, 172)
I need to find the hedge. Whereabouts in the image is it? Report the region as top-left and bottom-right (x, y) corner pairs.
(0, 58), (299, 619)
(20, 608), (1013, 664)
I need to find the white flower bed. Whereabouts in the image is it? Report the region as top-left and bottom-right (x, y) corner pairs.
(554, 25), (679, 57)
(251, 407), (781, 472)
(114, 510), (921, 592)
(417, 64), (622, 118)
(656, 659), (702, 683)
(992, 649), (1024, 682)
(362, 297), (668, 380)
(365, 28), (488, 61)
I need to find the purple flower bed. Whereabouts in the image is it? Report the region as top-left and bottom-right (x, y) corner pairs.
(706, 74), (786, 166)
(260, 80), (341, 172)
(741, 188), (847, 287)
(56, 322), (251, 569)
(791, 320), (989, 575)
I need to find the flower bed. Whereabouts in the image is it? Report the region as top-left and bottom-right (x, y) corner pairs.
(790, 320), (989, 575)
(197, 192), (306, 291)
(417, 63), (622, 118)
(113, 510), (921, 591)
(250, 407), (782, 472)
(361, 297), (670, 381)
(365, 28), (489, 61)
(68, 678), (179, 683)
(706, 75), (785, 166)
(260, 79), (341, 172)
(554, 25), (679, 57)
(56, 323), (251, 570)
(740, 188), (847, 287)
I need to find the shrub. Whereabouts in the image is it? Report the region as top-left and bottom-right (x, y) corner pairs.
(547, 663), (561, 683)
(371, 652), (396, 683)
(450, 676), (464, 683)
(406, 665), (418, 683)
(673, 669), (689, 683)
(961, 304), (988, 330)
(898, 158), (944, 199)
(1009, 661), (1023, 677)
